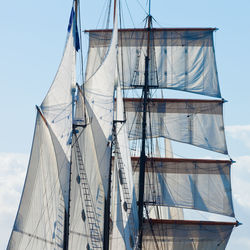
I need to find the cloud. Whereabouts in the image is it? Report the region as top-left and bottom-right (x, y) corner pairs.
(0, 153), (28, 249)
(226, 125), (250, 149)
(231, 155), (250, 209)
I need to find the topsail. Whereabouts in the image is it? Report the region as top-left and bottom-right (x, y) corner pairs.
(86, 28), (220, 97)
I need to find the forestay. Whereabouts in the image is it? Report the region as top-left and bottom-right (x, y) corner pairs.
(142, 220), (235, 250)
(7, 113), (65, 250)
(86, 28), (220, 97)
(132, 158), (234, 217)
(121, 98), (227, 154)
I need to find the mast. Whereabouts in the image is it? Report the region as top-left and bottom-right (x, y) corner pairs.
(63, 1), (78, 249)
(103, 1), (116, 250)
(138, 8), (152, 249)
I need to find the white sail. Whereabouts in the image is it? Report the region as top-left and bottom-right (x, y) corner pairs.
(142, 220), (235, 250)
(68, 90), (97, 249)
(111, 158), (127, 250)
(164, 139), (184, 220)
(68, 10), (118, 249)
(8, 113), (65, 250)
(83, 8), (118, 198)
(110, 82), (138, 249)
(41, 12), (76, 160)
(7, 1), (239, 249)
(40, 9), (78, 212)
(86, 28), (220, 98)
(122, 98), (228, 154)
(132, 158), (234, 217)
(8, 7), (79, 249)
(42, 6), (77, 152)
(148, 139), (184, 221)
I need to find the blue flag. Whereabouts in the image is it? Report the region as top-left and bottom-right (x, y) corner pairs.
(67, 8), (80, 51)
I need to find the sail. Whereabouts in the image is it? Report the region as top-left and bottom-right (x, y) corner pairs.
(111, 158), (127, 249)
(86, 28), (220, 98)
(110, 83), (138, 249)
(7, 113), (65, 250)
(7, 6), (79, 249)
(121, 98), (227, 154)
(164, 139), (184, 220)
(39, 8), (79, 212)
(68, 89), (99, 249)
(83, 9), (118, 198)
(132, 157), (234, 217)
(41, 8), (77, 160)
(142, 220), (235, 250)
(68, 10), (118, 249)
(148, 139), (184, 221)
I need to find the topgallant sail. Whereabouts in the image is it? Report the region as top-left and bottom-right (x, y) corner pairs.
(7, 0), (240, 249)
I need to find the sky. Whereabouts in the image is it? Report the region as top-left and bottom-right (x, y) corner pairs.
(0, 0), (250, 249)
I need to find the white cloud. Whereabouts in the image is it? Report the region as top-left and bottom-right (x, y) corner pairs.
(0, 153), (28, 249)
(226, 125), (250, 149)
(231, 155), (250, 209)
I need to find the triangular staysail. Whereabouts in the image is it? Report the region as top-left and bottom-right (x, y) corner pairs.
(110, 82), (139, 249)
(8, 5), (78, 249)
(8, 112), (66, 250)
(68, 6), (118, 249)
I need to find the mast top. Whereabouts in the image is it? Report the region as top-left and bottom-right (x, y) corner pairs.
(148, 0), (151, 16)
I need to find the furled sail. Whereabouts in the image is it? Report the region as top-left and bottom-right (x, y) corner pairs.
(121, 98), (227, 154)
(132, 157), (234, 217)
(110, 83), (138, 249)
(142, 220), (236, 250)
(86, 28), (220, 98)
(7, 113), (66, 250)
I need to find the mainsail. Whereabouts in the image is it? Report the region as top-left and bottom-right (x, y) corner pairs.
(8, 0), (239, 249)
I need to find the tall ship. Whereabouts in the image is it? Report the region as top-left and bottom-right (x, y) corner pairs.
(7, 0), (240, 249)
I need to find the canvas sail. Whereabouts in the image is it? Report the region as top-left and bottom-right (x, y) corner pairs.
(83, 7), (118, 198)
(68, 10), (118, 249)
(132, 157), (234, 217)
(142, 220), (235, 250)
(40, 7), (79, 212)
(86, 28), (220, 98)
(7, 0), (239, 249)
(148, 139), (184, 221)
(7, 113), (66, 250)
(41, 9), (77, 160)
(121, 98), (227, 154)
(110, 82), (139, 249)
(7, 7), (79, 249)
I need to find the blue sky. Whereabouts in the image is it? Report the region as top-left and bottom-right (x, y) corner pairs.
(0, 0), (250, 249)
